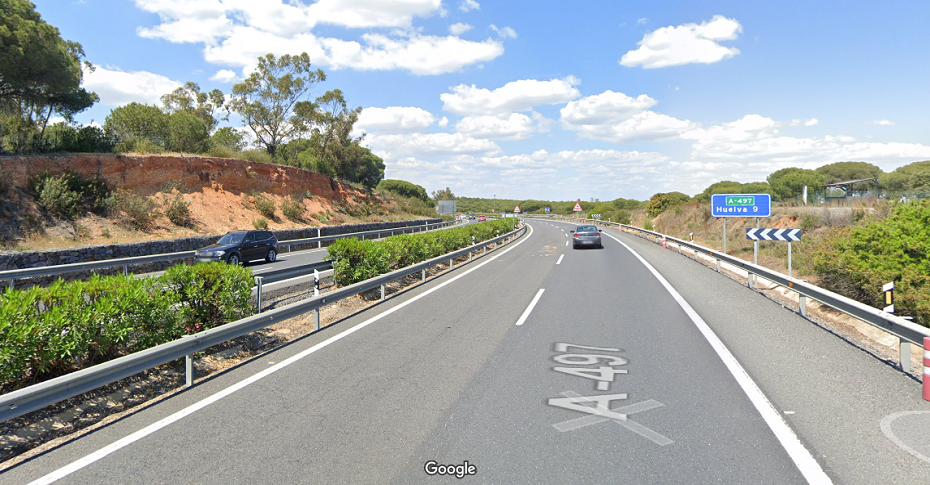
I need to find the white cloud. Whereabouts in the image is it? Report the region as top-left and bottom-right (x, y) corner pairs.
(202, 28), (504, 76)
(789, 118), (819, 126)
(438, 116), (449, 128)
(560, 90), (694, 142)
(83, 64), (180, 106)
(459, 0), (480, 12)
(681, 114), (930, 169)
(490, 24), (518, 39)
(455, 113), (536, 140)
(134, 0), (502, 75)
(620, 15), (742, 69)
(366, 132), (501, 158)
(449, 22), (473, 35)
(356, 106), (436, 134)
(560, 90), (658, 126)
(870, 119), (896, 126)
(636, 18), (648, 25)
(209, 69), (239, 83)
(441, 77), (581, 115)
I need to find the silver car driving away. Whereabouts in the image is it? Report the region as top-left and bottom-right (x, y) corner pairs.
(571, 224), (602, 249)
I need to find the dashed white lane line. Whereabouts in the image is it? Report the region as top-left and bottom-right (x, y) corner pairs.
(28, 226), (538, 485)
(556, 254), (564, 265)
(515, 288), (545, 326)
(565, 241), (569, 246)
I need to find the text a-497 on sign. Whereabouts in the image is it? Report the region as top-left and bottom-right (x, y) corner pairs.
(547, 343), (629, 421)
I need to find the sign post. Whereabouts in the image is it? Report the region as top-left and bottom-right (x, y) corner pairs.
(711, 194), (772, 255)
(746, 228), (802, 277)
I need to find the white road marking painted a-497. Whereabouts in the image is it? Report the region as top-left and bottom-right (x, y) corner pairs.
(547, 342), (673, 446)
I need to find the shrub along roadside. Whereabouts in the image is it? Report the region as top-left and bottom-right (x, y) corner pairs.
(811, 200), (930, 327)
(327, 218), (516, 285)
(0, 263), (254, 393)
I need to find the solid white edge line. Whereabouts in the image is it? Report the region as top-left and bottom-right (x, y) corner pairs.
(603, 232), (832, 485)
(29, 224), (536, 485)
(515, 288), (545, 326)
(556, 254), (565, 265)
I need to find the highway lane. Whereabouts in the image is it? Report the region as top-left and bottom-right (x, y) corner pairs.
(3, 219), (824, 484)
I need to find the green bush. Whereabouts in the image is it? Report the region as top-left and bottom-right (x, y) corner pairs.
(812, 200), (930, 327)
(163, 192), (192, 226)
(115, 136), (165, 154)
(0, 263), (254, 392)
(252, 193), (276, 219)
(327, 218), (516, 285)
(36, 175), (83, 219)
(161, 263), (254, 332)
(110, 189), (157, 229)
(252, 217), (268, 229)
(31, 171), (112, 219)
(281, 196), (306, 221)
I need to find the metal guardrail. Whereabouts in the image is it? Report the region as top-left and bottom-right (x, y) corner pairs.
(0, 221), (455, 288)
(0, 222), (526, 422)
(524, 214), (930, 371)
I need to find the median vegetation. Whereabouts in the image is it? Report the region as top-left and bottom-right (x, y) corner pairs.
(327, 218), (516, 285)
(0, 263), (254, 393)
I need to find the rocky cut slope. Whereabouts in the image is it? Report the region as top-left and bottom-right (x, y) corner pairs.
(0, 154), (383, 248)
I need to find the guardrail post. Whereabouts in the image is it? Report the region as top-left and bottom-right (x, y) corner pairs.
(449, 258), (453, 270)
(314, 309), (320, 331)
(255, 276), (263, 313)
(422, 268), (426, 282)
(7, 279), (12, 290)
(799, 294), (808, 317)
(715, 258), (720, 272)
(185, 354), (194, 388)
(317, 228), (321, 248)
(123, 264), (128, 276)
(900, 338), (912, 373)
(923, 338), (930, 401)
(380, 284), (386, 300)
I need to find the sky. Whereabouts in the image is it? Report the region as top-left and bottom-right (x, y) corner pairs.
(31, 0), (930, 202)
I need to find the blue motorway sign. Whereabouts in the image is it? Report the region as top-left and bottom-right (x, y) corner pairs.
(545, 206), (551, 213)
(711, 193), (771, 218)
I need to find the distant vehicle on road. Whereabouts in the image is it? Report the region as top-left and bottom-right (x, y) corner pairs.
(571, 225), (602, 249)
(478, 215), (487, 221)
(195, 230), (279, 265)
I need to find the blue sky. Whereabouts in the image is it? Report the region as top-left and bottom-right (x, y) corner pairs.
(32, 0), (930, 201)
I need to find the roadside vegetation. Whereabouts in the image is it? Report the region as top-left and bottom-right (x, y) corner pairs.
(0, 262), (254, 393)
(327, 218), (515, 285)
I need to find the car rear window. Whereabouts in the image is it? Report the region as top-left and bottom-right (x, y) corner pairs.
(577, 226), (598, 232)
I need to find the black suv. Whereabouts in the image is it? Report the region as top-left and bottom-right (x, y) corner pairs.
(195, 230), (278, 265)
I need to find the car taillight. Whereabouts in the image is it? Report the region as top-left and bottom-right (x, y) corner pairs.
(574, 233), (579, 238)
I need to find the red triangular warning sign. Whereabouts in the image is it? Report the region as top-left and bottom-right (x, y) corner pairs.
(514, 205), (521, 213)
(573, 202), (582, 211)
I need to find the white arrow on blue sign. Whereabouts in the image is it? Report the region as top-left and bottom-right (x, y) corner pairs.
(745, 228), (801, 241)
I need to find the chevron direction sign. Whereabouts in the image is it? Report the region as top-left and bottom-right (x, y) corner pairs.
(746, 228), (802, 241)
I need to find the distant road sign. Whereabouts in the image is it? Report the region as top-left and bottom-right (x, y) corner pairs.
(745, 228), (801, 241)
(573, 202), (583, 212)
(711, 193), (771, 218)
(545, 206), (551, 213)
(514, 205), (521, 213)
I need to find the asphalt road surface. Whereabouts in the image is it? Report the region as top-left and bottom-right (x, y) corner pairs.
(4, 220), (929, 484)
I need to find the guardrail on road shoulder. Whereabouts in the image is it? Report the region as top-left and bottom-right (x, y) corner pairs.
(0, 222), (526, 423)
